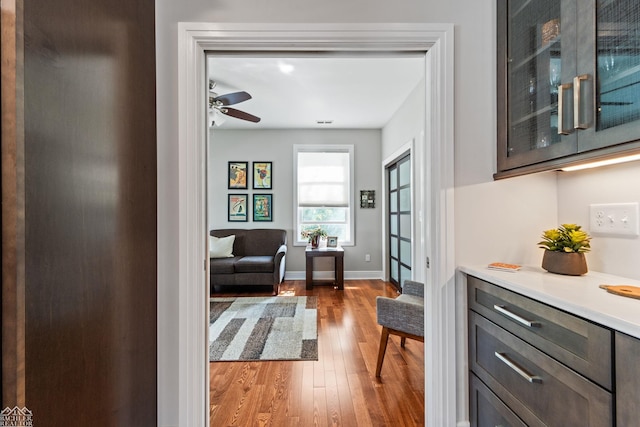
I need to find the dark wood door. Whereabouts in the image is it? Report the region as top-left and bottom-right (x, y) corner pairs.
(2, 0), (157, 425)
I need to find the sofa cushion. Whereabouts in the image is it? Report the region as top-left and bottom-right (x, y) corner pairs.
(210, 257), (241, 274)
(209, 235), (235, 258)
(234, 256), (274, 273)
(210, 229), (286, 257)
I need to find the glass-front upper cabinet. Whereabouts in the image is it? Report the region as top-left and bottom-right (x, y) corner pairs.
(579, 0), (640, 151)
(496, 0), (640, 178)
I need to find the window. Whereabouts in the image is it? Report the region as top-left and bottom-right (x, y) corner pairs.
(294, 145), (354, 246)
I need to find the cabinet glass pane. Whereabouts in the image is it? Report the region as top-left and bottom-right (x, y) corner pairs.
(597, 0), (640, 131)
(507, 0), (562, 156)
(390, 237), (398, 258)
(390, 192), (397, 213)
(399, 160), (411, 186)
(400, 240), (411, 267)
(399, 187), (411, 211)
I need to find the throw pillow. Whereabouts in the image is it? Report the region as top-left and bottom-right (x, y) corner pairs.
(209, 235), (235, 258)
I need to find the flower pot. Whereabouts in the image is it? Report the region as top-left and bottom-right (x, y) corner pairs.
(310, 235), (319, 249)
(541, 251), (588, 276)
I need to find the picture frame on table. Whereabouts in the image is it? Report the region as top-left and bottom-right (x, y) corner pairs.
(326, 236), (338, 248)
(253, 161), (272, 189)
(228, 161), (248, 189)
(228, 194), (248, 222)
(253, 194), (272, 222)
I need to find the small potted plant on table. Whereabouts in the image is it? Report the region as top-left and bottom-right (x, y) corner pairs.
(301, 226), (327, 249)
(538, 223), (591, 275)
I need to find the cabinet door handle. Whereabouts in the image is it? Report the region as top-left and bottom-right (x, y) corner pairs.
(493, 304), (540, 327)
(557, 83), (574, 135)
(494, 352), (543, 383)
(573, 74), (591, 130)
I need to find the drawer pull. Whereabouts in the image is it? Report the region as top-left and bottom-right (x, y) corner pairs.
(493, 304), (540, 327)
(495, 352), (542, 383)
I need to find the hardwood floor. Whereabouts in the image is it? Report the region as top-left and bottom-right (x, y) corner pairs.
(210, 279), (425, 426)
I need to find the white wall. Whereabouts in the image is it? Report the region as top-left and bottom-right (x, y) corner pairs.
(382, 79), (425, 160)
(208, 129), (383, 273)
(155, 0), (562, 425)
(557, 161), (640, 280)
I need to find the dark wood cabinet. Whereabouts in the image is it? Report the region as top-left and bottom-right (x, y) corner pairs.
(615, 332), (640, 427)
(468, 275), (616, 427)
(469, 374), (528, 427)
(496, 0), (640, 178)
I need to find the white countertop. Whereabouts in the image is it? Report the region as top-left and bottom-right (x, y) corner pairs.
(459, 265), (640, 340)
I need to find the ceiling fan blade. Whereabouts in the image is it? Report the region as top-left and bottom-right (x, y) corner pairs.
(222, 107), (261, 123)
(214, 91), (252, 106)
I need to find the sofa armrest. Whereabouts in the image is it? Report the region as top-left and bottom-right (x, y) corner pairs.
(402, 280), (424, 298)
(274, 244), (287, 283)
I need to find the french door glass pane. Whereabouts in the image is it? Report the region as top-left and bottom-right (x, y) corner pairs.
(399, 187), (411, 211)
(390, 237), (398, 258)
(390, 192), (398, 213)
(401, 240), (411, 267)
(400, 266), (411, 288)
(390, 214), (398, 235)
(390, 168), (398, 190)
(391, 262), (399, 283)
(400, 214), (411, 238)
(597, 0), (640, 130)
(399, 160), (411, 186)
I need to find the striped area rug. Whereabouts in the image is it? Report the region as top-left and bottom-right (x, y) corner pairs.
(209, 296), (318, 362)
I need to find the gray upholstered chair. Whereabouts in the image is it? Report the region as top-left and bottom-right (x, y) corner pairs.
(375, 280), (425, 377)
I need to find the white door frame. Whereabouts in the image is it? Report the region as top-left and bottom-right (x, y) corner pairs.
(176, 23), (456, 427)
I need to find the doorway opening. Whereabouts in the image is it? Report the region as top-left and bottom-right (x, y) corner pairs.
(175, 23), (456, 427)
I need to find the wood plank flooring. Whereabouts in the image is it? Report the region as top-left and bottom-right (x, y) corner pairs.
(210, 279), (425, 426)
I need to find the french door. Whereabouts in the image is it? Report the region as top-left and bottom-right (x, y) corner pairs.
(387, 153), (411, 291)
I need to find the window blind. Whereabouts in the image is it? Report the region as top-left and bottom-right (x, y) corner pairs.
(297, 151), (350, 207)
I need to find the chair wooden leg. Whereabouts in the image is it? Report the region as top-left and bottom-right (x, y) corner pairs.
(375, 327), (390, 377)
(400, 336), (406, 348)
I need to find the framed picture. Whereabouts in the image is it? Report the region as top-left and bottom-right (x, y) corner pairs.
(326, 236), (338, 248)
(253, 161), (272, 189)
(228, 161), (248, 189)
(360, 190), (375, 208)
(228, 194), (248, 222)
(253, 194), (272, 222)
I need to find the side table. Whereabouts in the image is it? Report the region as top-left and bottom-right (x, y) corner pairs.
(305, 246), (344, 290)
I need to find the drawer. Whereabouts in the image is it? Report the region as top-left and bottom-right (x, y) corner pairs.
(469, 373), (527, 427)
(467, 275), (612, 390)
(469, 312), (613, 427)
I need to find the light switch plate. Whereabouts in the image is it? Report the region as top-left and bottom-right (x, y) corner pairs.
(589, 202), (640, 236)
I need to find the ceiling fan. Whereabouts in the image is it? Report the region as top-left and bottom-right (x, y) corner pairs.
(209, 80), (261, 124)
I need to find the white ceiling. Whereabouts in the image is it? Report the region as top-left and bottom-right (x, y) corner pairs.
(207, 54), (425, 129)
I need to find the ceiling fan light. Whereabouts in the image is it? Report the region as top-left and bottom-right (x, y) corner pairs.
(212, 109), (227, 126)
(278, 61), (295, 74)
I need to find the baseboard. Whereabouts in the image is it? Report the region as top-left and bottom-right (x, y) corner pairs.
(457, 421), (470, 427)
(284, 271), (383, 281)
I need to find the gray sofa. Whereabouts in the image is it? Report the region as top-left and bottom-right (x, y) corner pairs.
(209, 229), (287, 295)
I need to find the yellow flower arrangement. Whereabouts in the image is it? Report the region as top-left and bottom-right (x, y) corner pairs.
(538, 223), (591, 253)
